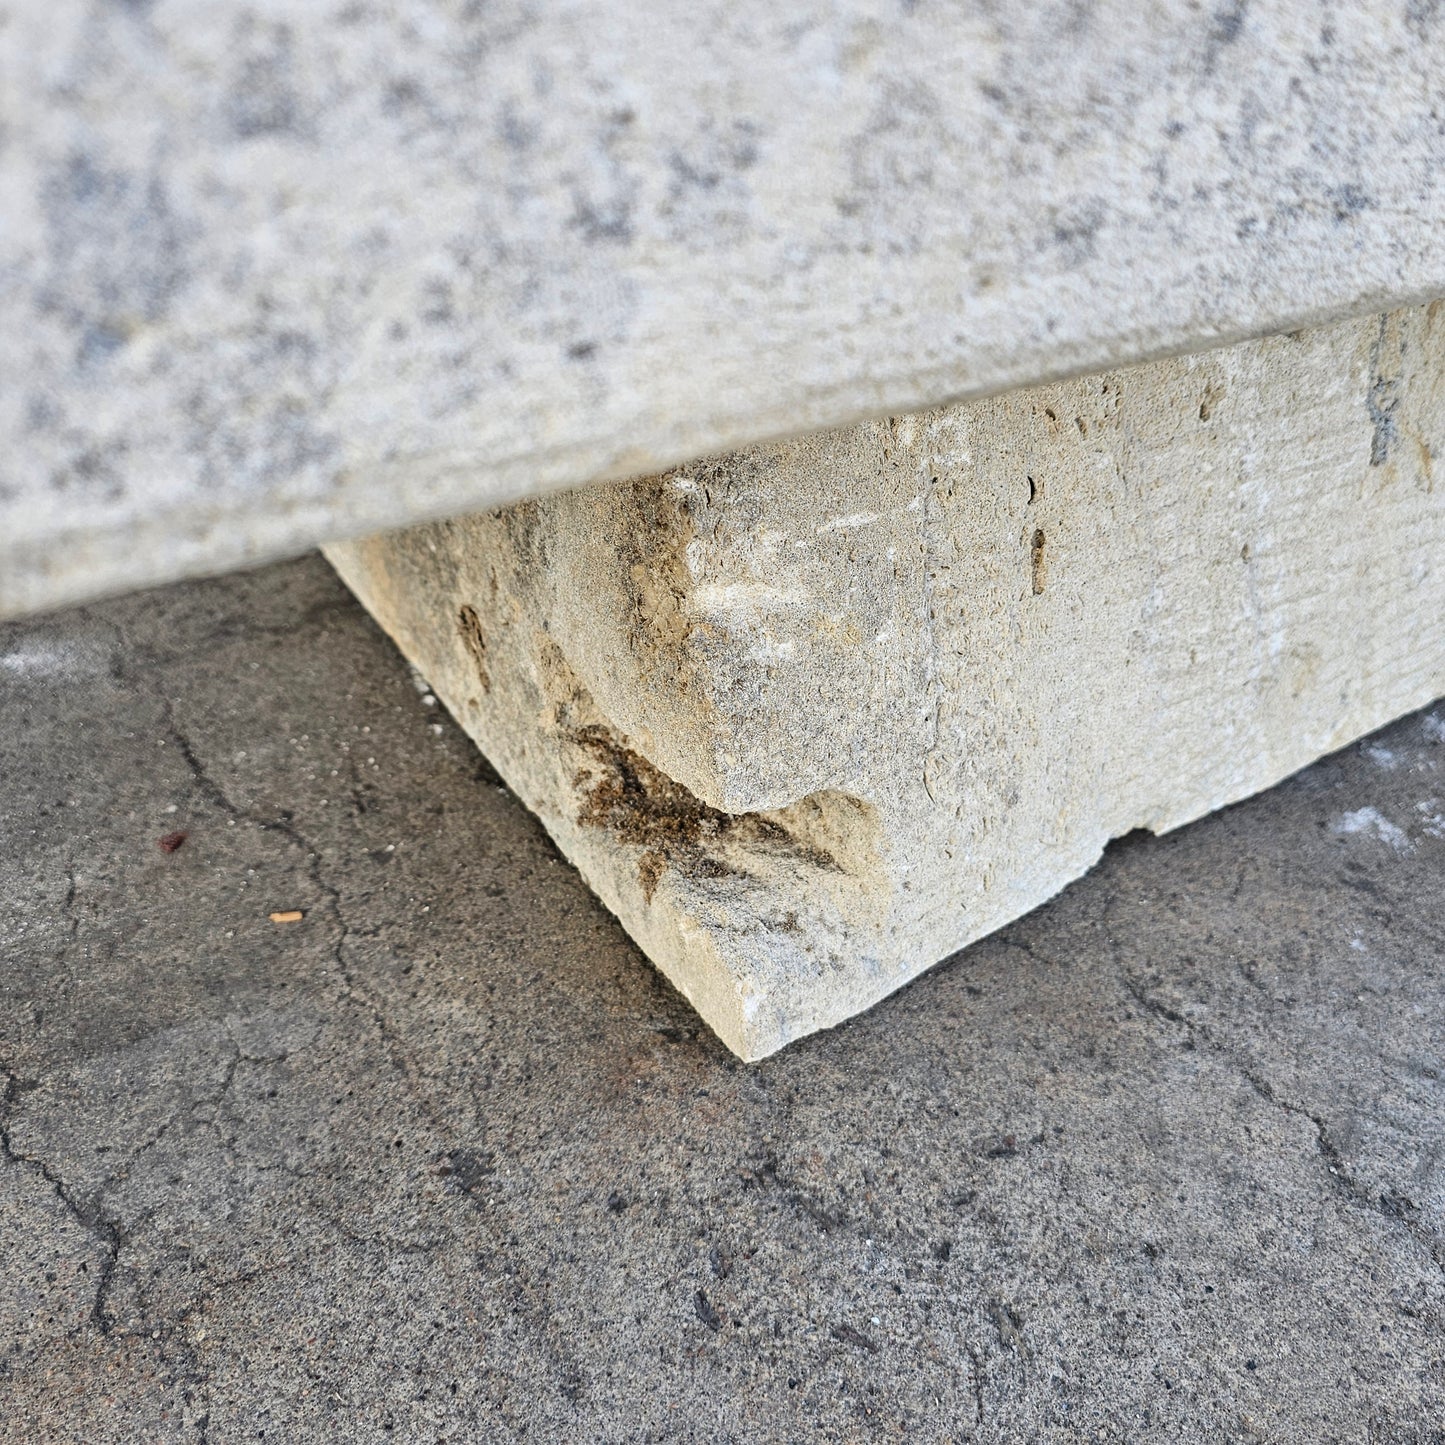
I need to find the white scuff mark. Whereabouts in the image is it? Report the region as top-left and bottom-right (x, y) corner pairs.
(1350, 937), (1367, 952)
(749, 637), (796, 663)
(1415, 800), (1445, 838)
(1361, 742), (1399, 770)
(689, 581), (811, 616)
(1424, 710), (1445, 744)
(669, 475), (698, 493)
(683, 538), (707, 578)
(816, 511), (880, 534)
(1332, 806), (1413, 853)
(0, 639), (106, 680)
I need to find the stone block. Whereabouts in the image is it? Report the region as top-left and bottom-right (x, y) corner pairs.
(326, 305), (1445, 1057)
(6, 3), (1445, 617)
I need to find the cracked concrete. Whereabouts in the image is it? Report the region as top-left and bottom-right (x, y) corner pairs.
(2, 555), (1444, 1442)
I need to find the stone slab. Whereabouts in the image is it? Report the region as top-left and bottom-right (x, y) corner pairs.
(6, 2), (1445, 617)
(327, 304), (1445, 1057)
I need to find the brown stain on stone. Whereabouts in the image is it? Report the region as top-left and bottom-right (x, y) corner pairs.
(571, 723), (767, 900)
(538, 629), (868, 906)
(568, 721), (849, 901)
(572, 723), (779, 849)
(637, 848), (668, 903)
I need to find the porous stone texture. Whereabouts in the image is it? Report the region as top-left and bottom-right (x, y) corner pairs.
(6, 2), (1445, 617)
(327, 304), (1445, 1058)
(3, 555), (1445, 1441)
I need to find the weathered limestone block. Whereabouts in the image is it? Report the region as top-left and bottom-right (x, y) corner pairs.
(7, 2), (1445, 618)
(326, 305), (1445, 1058)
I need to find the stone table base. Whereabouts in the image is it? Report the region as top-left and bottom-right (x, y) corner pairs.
(326, 304), (1445, 1057)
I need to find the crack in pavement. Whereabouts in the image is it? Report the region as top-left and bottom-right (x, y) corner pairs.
(4, 614), (477, 1371)
(124, 1037), (294, 1170)
(1, 1073), (216, 1428)
(1, 1067), (127, 1336)
(1088, 878), (1445, 1275)
(965, 1342), (987, 1426)
(1119, 973), (1445, 1277)
(108, 614), (461, 1144)
(7, 615), (457, 1344)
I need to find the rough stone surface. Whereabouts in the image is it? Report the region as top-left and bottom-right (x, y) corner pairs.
(6, 2), (1445, 617)
(327, 304), (1445, 1058)
(3, 555), (1445, 1441)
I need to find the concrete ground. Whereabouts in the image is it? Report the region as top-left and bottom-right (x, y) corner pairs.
(2, 555), (1443, 1445)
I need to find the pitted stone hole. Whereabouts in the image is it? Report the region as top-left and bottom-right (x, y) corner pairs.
(456, 605), (490, 692)
(1198, 383), (1225, 422)
(1031, 528), (1047, 594)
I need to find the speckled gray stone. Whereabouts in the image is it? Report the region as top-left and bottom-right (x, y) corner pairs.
(5, 1), (1445, 616)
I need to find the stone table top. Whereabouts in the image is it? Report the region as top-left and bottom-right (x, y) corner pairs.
(4, 1), (1445, 616)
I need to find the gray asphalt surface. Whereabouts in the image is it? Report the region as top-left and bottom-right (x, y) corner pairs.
(2, 555), (1443, 1443)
